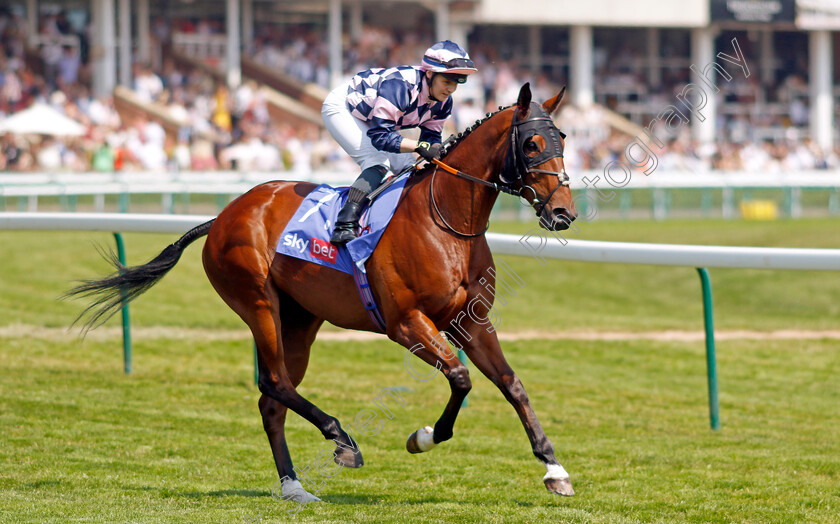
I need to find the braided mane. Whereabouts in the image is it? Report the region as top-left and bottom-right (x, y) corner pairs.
(440, 105), (513, 159)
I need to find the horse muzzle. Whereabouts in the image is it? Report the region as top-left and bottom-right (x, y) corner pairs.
(539, 207), (576, 231)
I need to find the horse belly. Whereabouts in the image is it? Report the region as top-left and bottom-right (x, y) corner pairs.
(270, 255), (382, 332)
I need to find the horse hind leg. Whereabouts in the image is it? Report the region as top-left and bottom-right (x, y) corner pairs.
(258, 295), (329, 502)
(258, 396), (320, 503)
(249, 284), (364, 470)
(259, 293), (370, 501)
(204, 251), (363, 484)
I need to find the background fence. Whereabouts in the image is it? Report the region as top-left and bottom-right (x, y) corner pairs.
(2, 170), (839, 220)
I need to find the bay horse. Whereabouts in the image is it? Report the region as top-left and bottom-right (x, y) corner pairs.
(68, 83), (577, 500)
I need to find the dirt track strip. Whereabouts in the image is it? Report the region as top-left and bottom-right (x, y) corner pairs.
(3, 325), (840, 342)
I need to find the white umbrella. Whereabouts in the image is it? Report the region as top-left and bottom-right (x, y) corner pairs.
(0, 103), (87, 136)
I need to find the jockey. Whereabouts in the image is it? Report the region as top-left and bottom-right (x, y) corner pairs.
(322, 40), (478, 246)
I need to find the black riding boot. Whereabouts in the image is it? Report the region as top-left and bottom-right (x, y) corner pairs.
(330, 166), (386, 246)
(330, 196), (366, 245)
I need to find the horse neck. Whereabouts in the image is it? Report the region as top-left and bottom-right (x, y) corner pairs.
(424, 117), (510, 236)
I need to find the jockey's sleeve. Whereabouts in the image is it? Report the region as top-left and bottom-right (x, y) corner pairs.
(367, 117), (403, 153)
(366, 78), (411, 153)
(418, 96), (453, 145)
(418, 124), (443, 145)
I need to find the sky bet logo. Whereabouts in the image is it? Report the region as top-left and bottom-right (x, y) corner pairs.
(282, 233), (309, 254)
(310, 238), (337, 264)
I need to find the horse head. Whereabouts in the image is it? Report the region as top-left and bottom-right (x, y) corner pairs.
(429, 83), (576, 235)
(501, 83), (577, 231)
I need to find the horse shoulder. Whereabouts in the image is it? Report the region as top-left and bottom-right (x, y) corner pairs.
(372, 222), (483, 329)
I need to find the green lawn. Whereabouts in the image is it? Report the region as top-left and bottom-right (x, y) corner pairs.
(1, 335), (838, 523)
(1, 217), (839, 522)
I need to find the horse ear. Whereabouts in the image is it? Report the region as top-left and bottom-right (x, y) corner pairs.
(516, 83), (532, 119)
(542, 86), (566, 115)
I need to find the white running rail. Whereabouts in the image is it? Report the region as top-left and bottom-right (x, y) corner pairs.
(1, 212), (838, 270)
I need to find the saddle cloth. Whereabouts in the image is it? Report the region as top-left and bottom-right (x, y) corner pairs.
(275, 172), (409, 274)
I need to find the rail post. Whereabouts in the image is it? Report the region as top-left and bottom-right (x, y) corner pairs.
(254, 341), (259, 385)
(696, 267), (720, 430)
(113, 233), (132, 374)
(458, 348), (469, 408)
(701, 189), (712, 217)
(620, 190), (631, 219)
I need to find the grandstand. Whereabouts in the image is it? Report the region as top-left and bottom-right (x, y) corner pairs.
(1, 0), (839, 191)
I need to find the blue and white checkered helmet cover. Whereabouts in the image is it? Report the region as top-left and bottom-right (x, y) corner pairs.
(421, 40), (477, 75)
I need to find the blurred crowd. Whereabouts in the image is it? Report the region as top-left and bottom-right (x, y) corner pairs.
(0, 9), (363, 175)
(557, 105), (839, 174)
(1, 8), (838, 175)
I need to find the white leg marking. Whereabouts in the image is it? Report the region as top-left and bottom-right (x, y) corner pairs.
(282, 478), (321, 503)
(543, 463), (570, 481)
(416, 426), (437, 452)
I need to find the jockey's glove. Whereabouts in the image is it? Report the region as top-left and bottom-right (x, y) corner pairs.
(415, 141), (442, 161)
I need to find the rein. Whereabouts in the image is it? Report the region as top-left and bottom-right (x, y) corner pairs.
(431, 159), (520, 196)
(427, 104), (570, 237)
(429, 161), (492, 238)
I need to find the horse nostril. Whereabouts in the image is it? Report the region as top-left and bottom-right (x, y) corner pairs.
(553, 208), (575, 224)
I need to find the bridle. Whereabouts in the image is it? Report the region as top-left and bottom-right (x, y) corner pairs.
(429, 102), (570, 237)
(502, 102), (570, 217)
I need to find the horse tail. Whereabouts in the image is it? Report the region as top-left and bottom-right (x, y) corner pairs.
(64, 219), (216, 333)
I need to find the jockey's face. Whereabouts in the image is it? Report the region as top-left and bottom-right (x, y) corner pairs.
(426, 71), (459, 102)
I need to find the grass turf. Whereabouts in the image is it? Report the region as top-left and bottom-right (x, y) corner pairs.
(1, 335), (838, 523)
(1, 216), (839, 522)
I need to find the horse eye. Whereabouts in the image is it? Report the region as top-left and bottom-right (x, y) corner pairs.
(524, 140), (540, 154)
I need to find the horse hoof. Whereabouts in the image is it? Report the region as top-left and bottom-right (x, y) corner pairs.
(333, 446), (364, 468)
(406, 426), (436, 454)
(544, 476), (575, 496)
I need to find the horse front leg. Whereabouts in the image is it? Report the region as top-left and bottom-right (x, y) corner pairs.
(388, 310), (472, 452)
(457, 324), (575, 496)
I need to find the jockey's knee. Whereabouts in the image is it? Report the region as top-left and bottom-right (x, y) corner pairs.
(352, 165), (388, 193)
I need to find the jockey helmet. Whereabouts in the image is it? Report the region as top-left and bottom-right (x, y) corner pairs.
(421, 40), (477, 84)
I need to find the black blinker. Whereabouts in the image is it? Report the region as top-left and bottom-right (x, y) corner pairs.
(500, 102), (565, 185)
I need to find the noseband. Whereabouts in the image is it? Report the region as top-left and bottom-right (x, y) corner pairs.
(429, 103), (570, 237)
